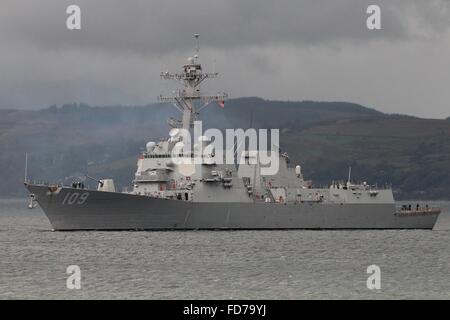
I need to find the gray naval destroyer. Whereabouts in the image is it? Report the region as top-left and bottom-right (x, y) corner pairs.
(25, 35), (441, 230)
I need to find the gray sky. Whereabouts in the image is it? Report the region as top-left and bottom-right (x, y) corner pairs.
(0, 0), (449, 118)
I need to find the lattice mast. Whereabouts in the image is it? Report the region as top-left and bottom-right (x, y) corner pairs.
(158, 34), (227, 131)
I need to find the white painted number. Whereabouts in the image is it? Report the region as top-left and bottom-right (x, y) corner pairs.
(66, 5), (81, 30)
(78, 192), (89, 204)
(366, 264), (381, 290)
(62, 192), (89, 205)
(68, 192), (78, 204)
(66, 265), (81, 289)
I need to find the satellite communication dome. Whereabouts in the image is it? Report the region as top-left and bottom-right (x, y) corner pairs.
(146, 141), (156, 152)
(187, 57), (195, 64)
(169, 128), (181, 142)
(169, 128), (180, 138)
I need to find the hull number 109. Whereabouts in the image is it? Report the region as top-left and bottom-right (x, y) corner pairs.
(62, 192), (89, 205)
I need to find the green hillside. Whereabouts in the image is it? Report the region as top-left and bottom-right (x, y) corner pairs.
(283, 116), (450, 199)
(1, 98), (449, 199)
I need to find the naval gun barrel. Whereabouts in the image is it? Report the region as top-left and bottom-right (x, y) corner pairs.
(85, 174), (104, 187)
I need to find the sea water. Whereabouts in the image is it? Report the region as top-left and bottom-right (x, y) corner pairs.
(1, 199), (449, 299)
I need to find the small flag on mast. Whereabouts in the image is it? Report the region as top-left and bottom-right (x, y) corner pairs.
(218, 100), (225, 108)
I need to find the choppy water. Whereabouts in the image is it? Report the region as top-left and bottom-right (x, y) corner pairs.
(1, 199), (449, 299)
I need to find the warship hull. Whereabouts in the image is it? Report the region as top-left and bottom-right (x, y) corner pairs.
(26, 184), (439, 230)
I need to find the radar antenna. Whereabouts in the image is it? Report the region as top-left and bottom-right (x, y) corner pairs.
(24, 152), (28, 183)
(158, 34), (228, 134)
(347, 166), (352, 185)
(194, 33), (200, 54)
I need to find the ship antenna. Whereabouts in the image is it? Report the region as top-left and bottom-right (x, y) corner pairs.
(347, 166), (352, 185)
(24, 152), (28, 183)
(158, 34), (228, 133)
(194, 33), (200, 55)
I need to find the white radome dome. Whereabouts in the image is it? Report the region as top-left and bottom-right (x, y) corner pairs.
(169, 128), (180, 137)
(146, 141), (156, 152)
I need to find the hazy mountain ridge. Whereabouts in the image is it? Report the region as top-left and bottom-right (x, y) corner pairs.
(1, 97), (449, 199)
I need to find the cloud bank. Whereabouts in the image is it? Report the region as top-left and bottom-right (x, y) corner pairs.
(0, 0), (449, 118)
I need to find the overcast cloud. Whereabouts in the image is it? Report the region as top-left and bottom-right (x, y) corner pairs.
(0, 0), (449, 118)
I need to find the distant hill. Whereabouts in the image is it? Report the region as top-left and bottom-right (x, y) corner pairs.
(283, 116), (450, 199)
(1, 97), (449, 199)
(199, 97), (383, 130)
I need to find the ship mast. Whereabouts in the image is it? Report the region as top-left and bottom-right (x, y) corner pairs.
(158, 34), (228, 133)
